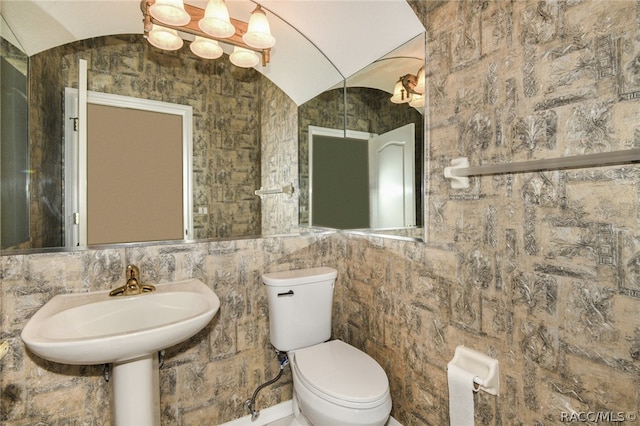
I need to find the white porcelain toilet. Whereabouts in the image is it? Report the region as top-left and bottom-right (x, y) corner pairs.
(263, 267), (392, 426)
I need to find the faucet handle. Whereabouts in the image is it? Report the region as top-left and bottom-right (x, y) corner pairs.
(126, 264), (140, 280)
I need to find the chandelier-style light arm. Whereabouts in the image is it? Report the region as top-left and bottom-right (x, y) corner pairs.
(141, 0), (271, 66)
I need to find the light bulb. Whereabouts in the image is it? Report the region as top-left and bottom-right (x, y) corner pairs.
(390, 80), (411, 104)
(414, 67), (425, 94)
(190, 36), (223, 59)
(409, 93), (424, 108)
(148, 24), (183, 51)
(199, 0), (235, 38)
(149, 0), (190, 26)
(243, 5), (275, 49)
(229, 47), (259, 68)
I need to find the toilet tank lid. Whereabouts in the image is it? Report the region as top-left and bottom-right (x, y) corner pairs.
(262, 267), (337, 287)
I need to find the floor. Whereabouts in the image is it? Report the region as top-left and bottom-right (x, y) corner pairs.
(265, 415), (293, 426)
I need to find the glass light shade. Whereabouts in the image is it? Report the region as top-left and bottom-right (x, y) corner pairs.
(199, 0), (235, 38)
(229, 47), (259, 68)
(409, 93), (424, 108)
(148, 25), (184, 51)
(390, 80), (411, 104)
(414, 67), (425, 94)
(242, 6), (275, 49)
(190, 36), (223, 59)
(149, 0), (190, 26)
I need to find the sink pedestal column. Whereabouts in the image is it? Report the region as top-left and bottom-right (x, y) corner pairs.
(111, 353), (160, 425)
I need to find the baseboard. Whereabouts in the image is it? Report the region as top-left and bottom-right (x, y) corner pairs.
(219, 400), (293, 426)
(387, 416), (402, 426)
(219, 400), (403, 426)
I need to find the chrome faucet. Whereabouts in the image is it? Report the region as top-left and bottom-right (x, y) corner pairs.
(109, 264), (156, 296)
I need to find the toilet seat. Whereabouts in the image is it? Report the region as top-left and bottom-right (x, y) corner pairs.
(292, 340), (390, 409)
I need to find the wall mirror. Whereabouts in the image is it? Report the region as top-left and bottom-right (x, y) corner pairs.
(298, 33), (425, 241)
(0, 5), (424, 253)
(1, 23), (29, 250)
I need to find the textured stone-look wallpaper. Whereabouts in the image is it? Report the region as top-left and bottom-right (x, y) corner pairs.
(259, 77), (299, 236)
(4, 0), (640, 425)
(1, 236), (337, 424)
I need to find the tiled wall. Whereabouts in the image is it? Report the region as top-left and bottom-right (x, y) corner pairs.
(3, 0), (640, 425)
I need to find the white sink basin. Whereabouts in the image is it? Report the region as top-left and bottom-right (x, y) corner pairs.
(21, 278), (220, 365)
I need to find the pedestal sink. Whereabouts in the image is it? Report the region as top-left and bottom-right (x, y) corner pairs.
(21, 278), (220, 425)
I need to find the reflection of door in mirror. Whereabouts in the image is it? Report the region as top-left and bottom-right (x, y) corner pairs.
(309, 124), (415, 230)
(369, 123), (415, 229)
(64, 90), (193, 246)
(309, 127), (372, 229)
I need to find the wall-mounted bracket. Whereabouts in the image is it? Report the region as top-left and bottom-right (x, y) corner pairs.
(443, 157), (470, 189)
(255, 183), (294, 198)
(448, 345), (499, 395)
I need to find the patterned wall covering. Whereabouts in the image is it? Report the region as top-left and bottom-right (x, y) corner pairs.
(259, 77), (299, 236)
(3, 1), (640, 425)
(0, 236), (334, 424)
(389, 0), (638, 422)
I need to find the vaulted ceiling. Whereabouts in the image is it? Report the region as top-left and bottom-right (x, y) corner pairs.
(1, 0), (425, 105)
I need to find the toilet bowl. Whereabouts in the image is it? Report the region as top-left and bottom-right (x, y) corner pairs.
(290, 340), (391, 426)
(262, 267), (392, 426)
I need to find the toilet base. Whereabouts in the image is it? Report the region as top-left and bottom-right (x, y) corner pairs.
(290, 392), (310, 426)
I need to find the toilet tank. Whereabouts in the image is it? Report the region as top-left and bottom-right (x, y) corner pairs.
(263, 267), (337, 351)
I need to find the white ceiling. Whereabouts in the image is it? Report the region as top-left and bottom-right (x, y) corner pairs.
(1, 0), (425, 105)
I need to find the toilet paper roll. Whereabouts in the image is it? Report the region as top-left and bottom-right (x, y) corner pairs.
(447, 363), (476, 426)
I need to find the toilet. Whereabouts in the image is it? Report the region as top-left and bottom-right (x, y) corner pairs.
(263, 267), (392, 426)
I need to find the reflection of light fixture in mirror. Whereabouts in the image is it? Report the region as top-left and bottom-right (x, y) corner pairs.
(409, 93), (424, 108)
(190, 36), (223, 59)
(141, 0), (274, 67)
(148, 24), (184, 50)
(199, 0), (235, 38)
(149, 0), (190, 26)
(414, 67), (425, 94)
(390, 80), (411, 104)
(230, 46), (260, 68)
(243, 5), (275, 49)
(390, 66), (425, 106)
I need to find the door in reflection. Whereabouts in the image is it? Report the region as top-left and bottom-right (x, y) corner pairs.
(369, 123), (415, 229)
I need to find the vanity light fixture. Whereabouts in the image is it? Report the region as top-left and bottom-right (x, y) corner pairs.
(409, 93), (424, 108)
(199, 0), (235, 38)
(148, 24), (184, 50)
(390, 66), (425, 105)
(189, 36), (223, 59)
(141, 0), (275, 67)
(149, 0), (191, 26)
(243, 5), (275, 49)
(230, 46), (260, 67)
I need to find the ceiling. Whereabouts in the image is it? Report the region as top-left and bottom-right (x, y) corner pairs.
(1, 0), (425, 105)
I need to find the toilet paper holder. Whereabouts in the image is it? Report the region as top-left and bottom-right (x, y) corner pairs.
(448, 345), (499, 395)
